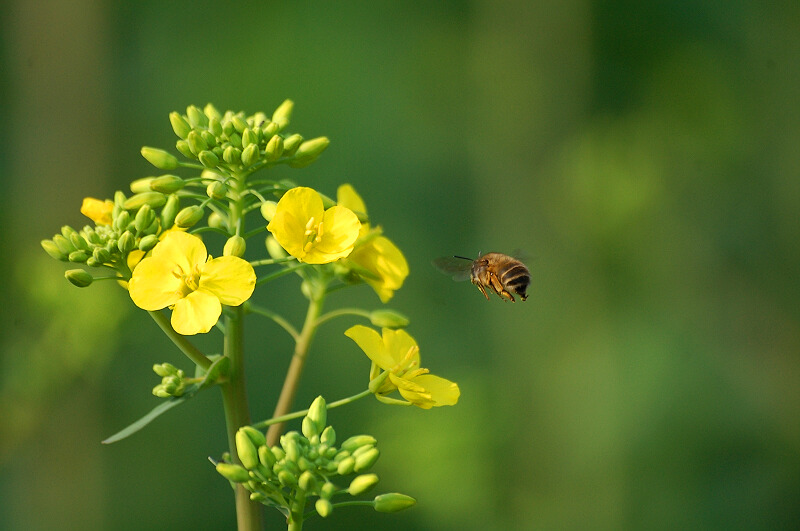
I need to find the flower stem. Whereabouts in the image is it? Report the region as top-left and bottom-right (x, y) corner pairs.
(148, 311), (212, 371)
(266, 294), (325, 446)
(314, 307), (372, 328)
(252, 388), (372, 430)
(220, 305), (263, 531)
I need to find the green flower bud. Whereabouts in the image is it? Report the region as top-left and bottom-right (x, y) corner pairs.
(150, 175), (185, 194)
(282, 134), (303, 156)
(271, 99), (294, 129)
(281, 437), (299, 463)
(206, 181), (228, 200)
(336, 456), (355, 476)
(93, 247), (111, 264)
(231, 115), (248, 133)
(228, 132), (243, 149)
(374, 493), (416, 513)
(208, 211), (228, 231)
(240, 143), (259, 167)
(302, 417), (318, 441)
(186, 105), (208, 128)
(354, 447), (380, 472)
(262, 121), (279, 137)
(141, 147), (179, 170)
(208, 116), (222, 137)
(315, 498), (333, 518)
(175, 205), (204, 228)
(223, 235), (246, 257)
(222, 119), (235, 137)
(169, 112), (192, 139)
(223, 145), (242, 165)
(113, 210), (131, 232)
(187, 131), (208, 155)
(320, 426), (336, 446)
(320, 481), (337, 499)
(264, 135), (284, 162)
(258, 445), (276, 468)
(236, 429), (260, 470)
(42, 239), (68, 261)
(123, 192), (166, 211)
(200, 130), (217, 148)
(289, 137), (330, 168)
(306, 396), (327, 436)
(198, 150), (220, 168)
(130, 177), (155, 194)
(52, 234), (76, 255)
(134, 204), (154, 233)
(160, 194), (180, 228)
(65, 269), (93, 287)
(204, 103), (221, 122)
(348, 474), (379, 496)
(176, 139), (194, 158)
(68, 250), (89, 263)
(117, 231), (136, 253)
(298, 470), (317, 492)
(249, 492), (266, 502)
(153, 362), (178, 377)
(260, 201), (277, 222)
(241, 128), (258, 147)
(265, 235), (287, 260)
(216, 462), (250, 483)
(277, 469), (297, 487)
(69, 232), (90, 251)
(369, 309), (410, 329)
(240, 426), (266, 448)
(341, 435), (377, 453)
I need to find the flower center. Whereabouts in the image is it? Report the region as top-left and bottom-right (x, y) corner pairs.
(391, 345), (420, 375)
(173, 263), (202, 297)
(302, 216), (324, 253)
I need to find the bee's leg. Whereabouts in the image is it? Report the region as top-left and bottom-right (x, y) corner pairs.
(472, 279), (491, 300)
(489, 273), (515, 302)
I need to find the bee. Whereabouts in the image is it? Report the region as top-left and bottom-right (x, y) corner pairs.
(434, 252), (530, 302)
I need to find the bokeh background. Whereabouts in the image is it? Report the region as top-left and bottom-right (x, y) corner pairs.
(2, 1), (799, 530)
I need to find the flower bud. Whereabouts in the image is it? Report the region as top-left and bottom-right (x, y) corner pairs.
(123, 192), (166, 211)
(354, 447), (380, 472)
(141, 147), (179, 170)
(289, 137), (330, 168)
(282, 134), (303, 156)
(200, 130), (217, 148)
(241, 127), (258, 147)
(277, 469), (297, 487)
(206, 181), (227, 200)
(260, 201), (277, 222)
(52, 234), (76, 255)
(65, 269), (93, 287)
(265, 235), (287, 259)
(281, 436), (299, 463)
(69, 232), (90, 251)
(315, 498), (333, 518)
(240, 143), (259, 167)
(320, 426), (336, 446)
(187, 131), (208, 155)
(136, 234), (158, 252)
(208, 211), (228, 230)
(153, 362), (179, 377)
(374, 493), (416, 513)
(130, 177), (155, 194)
(271, 99), (294, 129)
(369, 309), (410, 329)
(175, 205), (204, 228)
(117, 231), (136, 253)
(204, 103), (221, 122)
(302, 417), (318, 441)
(258, 445), (276, 468)
(160, 194), (180, 228)
(262, 121), (279, 137)
(134, 204), (154, 233)
(169, 112), (192, 139)
(231, 115), (248, 133)
(186, 105), (208, 128)
(68, 250), (88, 263)
(93, 247), (111, 264)
(348, 474), (379, 496)
(42, 239), (68, 261)
(265, 135), (284, 161)
(223, 235), (246, 257)
(150, 174), (185, 194)
(223, 145), (242, 165)
(298, 470), (317, 492)
(176, 139), (194, 158)
(340, 435), (377, 453)
(198, 150), (220, 168)
(228, 132), (243, 149)
(216, 463), (250, 483)
(236, 429), (260, 470)
(336, 456), (355, 476)
(306, 396), (327, 436)
(240, 426), (266, 448)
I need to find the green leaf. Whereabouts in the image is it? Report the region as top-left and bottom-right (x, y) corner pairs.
(101, 384), (199, 444)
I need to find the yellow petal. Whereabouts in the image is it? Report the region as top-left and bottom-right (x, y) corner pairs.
(349, 236), (409, 302)
(199, 256), (256, 306)
(128, 255), (183, 310)
(267, 187), (325, 260)
(171, 289), (221, 335)
(336, 184), (367, 218)
(382, 328), (419, 366)
(345, 325), (397, 370)
(81, 197), (114, 225)
(152, 231), (207, 274)
(410, 374), (460, 407)
(302, 205), (360, 263)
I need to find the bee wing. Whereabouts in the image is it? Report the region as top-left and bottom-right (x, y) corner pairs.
(432, 256), (472, 282)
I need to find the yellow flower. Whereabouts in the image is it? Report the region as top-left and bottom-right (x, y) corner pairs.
(344, 325), (460, 409)
(336, 185), (409, 302)
(128, 231), (256, 335)
(267, 187), (361, 264)
(81, 197), (114, 225)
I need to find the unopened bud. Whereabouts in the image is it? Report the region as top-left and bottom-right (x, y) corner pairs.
(258, 445), (276, 468)
(298, 470), (317, 492)
(241, 128), (258, 147)
(223, 235), (246, 257)
(204, 103), (221, 122)
(315, 498), (333, 518)
(123, 192), (166, 211)
(340, 435), (377, 453)
(208, 211), (228, 231)
(282, 134), (303, 156)
(348, 474), (379, 496)
(65, 269), (93, 287)
(289, 137), (330, 168)
(186, 105), (208, 128)
(354, 447), (380, 472)
(68, 250), (88, 263)
(336, 456), (355, 476)
(150, 175), (185, 194)
(169, 112), (192, 139)
(223, 145), (241, 165)
(264, 135), (284, 161)
(215, 463), (250, 483)
(176, 139), (194, 158)
(134, 204), (155, 233)
(241, 143), (259, 167)
(320, 426), (336, 446)
(231, 115), (248, 133)
(198, 150), (219, 168)
(260, 201), (277, 222)
(141, 147), (179, 170)
(374, 493), (416, 513)
(42, 240), (68, 261)
(117, 231), (136, 253)
(52, 234), (76, 255)
(175, 205), (204, 228)
(236, 429), (260, 470)
(187, 131), (208, 155)
(306, 396), (327, 436)
(369, 309), (409, 329)
(206, 181), (227, 200)
(271, 99), (294, 129)
(265, 235), (287, 259)
(130, 177), (155, 194)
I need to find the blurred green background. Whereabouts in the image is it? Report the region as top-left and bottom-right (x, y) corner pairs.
(2, 1), (799, 529)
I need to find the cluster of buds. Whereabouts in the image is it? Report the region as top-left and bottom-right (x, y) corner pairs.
(149, 101), (330, 174)
(215, 397), (415, 519)
(151, 362), (186, 398)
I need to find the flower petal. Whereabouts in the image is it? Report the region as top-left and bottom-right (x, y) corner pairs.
(199, 256), (256, 306)
(349, 236), (409, 302)
(382, 328), (420, 367)
(152, 231), (208, 273)
(302, 205), (360, 263)
(81, 197), (114, 225)
(409, 374), (460, 407)
(337, 184), (367, 218)
(345, 325), (397, 370)
(267, 187), (325, 260)
(128, 255), (184, 310)
(171, 289), (221, 335)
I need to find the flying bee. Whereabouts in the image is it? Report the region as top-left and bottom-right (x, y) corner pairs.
(433, 252), (530, 302)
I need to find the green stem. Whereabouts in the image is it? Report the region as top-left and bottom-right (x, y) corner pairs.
(287, 492), (306, 531)
(244, 303), (299, 340)
(314, 307), (371, 328)
(148, 311), (212, 371)
(256, 264), (309, 287)
(250, 256), (297, 267)
(266, 295), (325, 446)
(252, 388), (372, 430)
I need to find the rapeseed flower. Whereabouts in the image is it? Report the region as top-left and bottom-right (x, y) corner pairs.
(81, 197), (114, 225)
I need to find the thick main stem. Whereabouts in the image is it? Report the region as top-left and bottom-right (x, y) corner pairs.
(220, 305), (264, 531)
(266, 295), (324, 446)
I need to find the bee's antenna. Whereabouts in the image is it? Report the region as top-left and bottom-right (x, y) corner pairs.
(453, 255), (472, 261)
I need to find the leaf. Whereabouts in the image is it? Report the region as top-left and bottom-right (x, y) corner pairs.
(101, 384), (198, 444)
